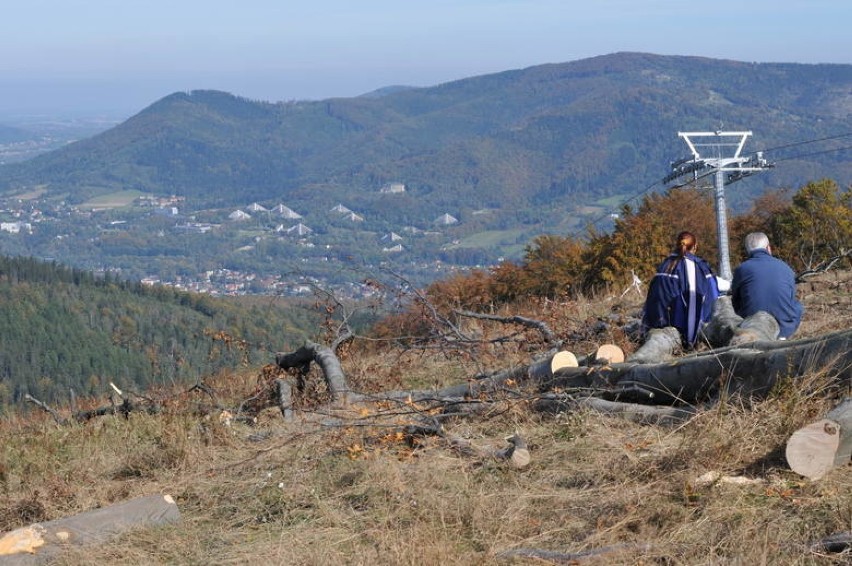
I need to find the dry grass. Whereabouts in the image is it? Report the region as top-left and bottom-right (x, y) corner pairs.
(1, 271), (850, 565)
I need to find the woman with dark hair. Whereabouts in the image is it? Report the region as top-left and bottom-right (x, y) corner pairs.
(641, 231), (720, 348)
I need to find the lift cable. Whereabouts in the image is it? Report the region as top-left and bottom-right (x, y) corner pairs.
(558, 134), (850, 242)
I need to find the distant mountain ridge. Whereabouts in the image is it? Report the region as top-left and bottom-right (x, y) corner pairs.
(0, 52), (849, 224)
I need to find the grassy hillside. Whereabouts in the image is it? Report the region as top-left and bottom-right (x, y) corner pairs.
(0, 269), (849, 564)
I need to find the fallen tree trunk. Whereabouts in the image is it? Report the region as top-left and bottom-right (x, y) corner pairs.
(786, 398), (852, 480)
(546, 328), (852, 405)
(811, 530), (852, 554)
(533, 394), (697, 425)
(0, 494), (180, 565)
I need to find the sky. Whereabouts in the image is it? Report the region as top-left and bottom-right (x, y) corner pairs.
(1, 0), (850, 119)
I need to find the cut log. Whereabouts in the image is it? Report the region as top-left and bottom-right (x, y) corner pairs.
(594, 344), (624, 364)
(786, 398), (852, 480)
(729, 311), (779, 345)
(627, 327), (681, 364)
(0, 494), (180, 565)
(547, 328), (852, 405)
(550, 351), (578, 372)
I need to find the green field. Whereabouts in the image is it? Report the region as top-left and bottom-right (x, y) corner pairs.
(81, 190), (147, 209)
(457, 228), (526, 248)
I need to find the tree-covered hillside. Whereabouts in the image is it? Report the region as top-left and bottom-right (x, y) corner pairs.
(0, 256), (319, 410)
(0, 53), (849, 225)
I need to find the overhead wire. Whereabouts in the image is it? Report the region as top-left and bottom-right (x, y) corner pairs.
(563, 132), (851, 240)
(752, 132), (852, 155)
(770, 144), (852, 163)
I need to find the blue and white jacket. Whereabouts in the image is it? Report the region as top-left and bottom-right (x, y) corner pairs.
(642, 253), (720, 347)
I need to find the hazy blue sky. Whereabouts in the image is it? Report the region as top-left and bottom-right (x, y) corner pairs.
(2, 0), (850, 118)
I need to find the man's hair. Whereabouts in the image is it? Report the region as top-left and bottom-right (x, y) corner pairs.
(744, 232), (770, 254)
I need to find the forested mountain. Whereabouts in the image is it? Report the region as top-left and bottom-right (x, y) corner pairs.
(0, 53), (849, 224)
(0, 255), (319, 410)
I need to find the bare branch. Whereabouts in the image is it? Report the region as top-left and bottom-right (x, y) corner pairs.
(796, 248), (852, 282)
(454, 309), (560, 346)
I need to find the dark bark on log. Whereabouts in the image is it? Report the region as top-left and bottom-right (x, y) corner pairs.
(0, 494), (180, 565)
(533, 394), (697, 425)
(811, 530), (852, 554)
(24, 394), (159, 424)
(275, 341), (350, 402)
(786, 398), (852, 480)
(545, 328), (852, 405)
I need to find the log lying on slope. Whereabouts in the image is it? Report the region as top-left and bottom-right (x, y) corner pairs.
(786, 398), (852, 480)
(545, 328), (852, 405)
(811, 530), (852, 554)
(0, 494), (180, 565)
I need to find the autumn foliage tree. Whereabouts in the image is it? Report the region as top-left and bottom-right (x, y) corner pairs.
(773, 179), (852, 271)
(581, 187), (718, 291)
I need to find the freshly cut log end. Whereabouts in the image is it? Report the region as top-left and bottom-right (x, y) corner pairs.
(785, 419), (843, 480)
(786, 399), (852, 480)
(595, 344), (624, 364)
(550, 351), (578, 373)
(0, 525), (46, 556)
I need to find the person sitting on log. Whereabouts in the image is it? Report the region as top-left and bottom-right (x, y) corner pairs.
(641, 231), (720, 348)
(731, 232), (804, 340)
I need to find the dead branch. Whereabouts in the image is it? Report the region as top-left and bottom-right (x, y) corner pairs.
(454, 309), (559, 346)
(23, 395), (67, 426)
(796, 249), (852, 283)
(404, 423), (531, 468)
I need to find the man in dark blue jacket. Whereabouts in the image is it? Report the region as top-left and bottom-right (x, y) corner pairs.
(731, 232), (804, 339)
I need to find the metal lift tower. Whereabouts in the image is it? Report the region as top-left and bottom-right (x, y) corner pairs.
(665, 131), (773, 281)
